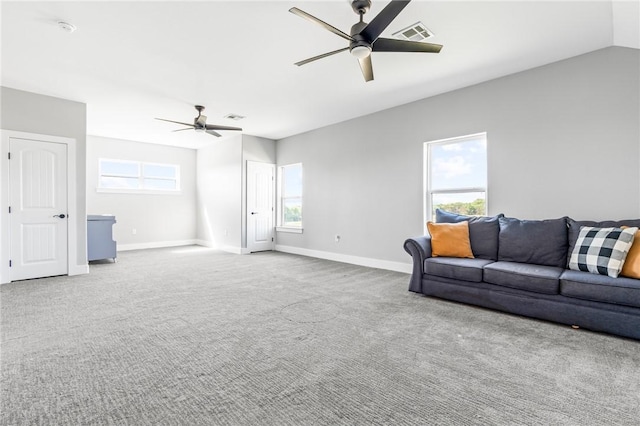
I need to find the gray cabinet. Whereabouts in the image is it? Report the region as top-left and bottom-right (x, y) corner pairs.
(87, 215), (117, 261)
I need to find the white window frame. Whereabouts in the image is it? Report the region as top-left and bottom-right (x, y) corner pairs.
(424, 132), (488, 227)
(276, 163), (303, 233)
(97, 158), (181, 194)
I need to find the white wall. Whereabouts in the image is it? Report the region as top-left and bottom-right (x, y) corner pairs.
(0, 86), (88, 273)
(275, 47), (640, 267)
(86, 135), (197, 250)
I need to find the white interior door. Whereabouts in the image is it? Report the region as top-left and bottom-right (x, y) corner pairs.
(9, 138), (68, 281)
(247, 161), (275, 253)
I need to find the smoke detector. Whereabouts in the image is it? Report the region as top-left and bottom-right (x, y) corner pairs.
(57, 21), (77, 33)
(392, 22), (434, 42)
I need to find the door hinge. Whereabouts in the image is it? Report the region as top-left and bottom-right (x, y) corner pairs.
(272, 237), (274, 242)
(9, 260), (12, 267)
(7, 152), (10, 160)
(8, 206), (11, 214)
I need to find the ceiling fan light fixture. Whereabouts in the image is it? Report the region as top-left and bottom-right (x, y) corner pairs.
(350, 45), (371, 59)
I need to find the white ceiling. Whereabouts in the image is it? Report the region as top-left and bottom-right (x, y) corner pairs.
(2, 1), (639, 149)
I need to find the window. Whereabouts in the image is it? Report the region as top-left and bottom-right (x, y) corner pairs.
(98, 159), (180, 193)
(277, 163), (303, 231)
(425, 133), (487, 222)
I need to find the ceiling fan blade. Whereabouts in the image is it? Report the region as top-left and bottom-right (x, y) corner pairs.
(289, 7), (354, 41)
(295, 47), (350, 66)
(155, 118), (195, 127)
(172, 128), (194, 132)
(358, 55), (374, 82)
(205, 124), (243, 131)
(360, 0), (411, 43)
(373, 38), (443, 53)
(206, 129), (222, 137)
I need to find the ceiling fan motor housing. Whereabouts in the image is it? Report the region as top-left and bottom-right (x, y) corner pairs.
(194, 105), (207, 128)
(350, 21), (372, 57)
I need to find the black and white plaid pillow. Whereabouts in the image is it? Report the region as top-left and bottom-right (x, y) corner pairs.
(569, 226), (638, 278)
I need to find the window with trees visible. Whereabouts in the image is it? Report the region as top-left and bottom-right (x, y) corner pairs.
(278, 163), (303, 229)
(98, 159), (180, 193)
(425, 133), (487, 222)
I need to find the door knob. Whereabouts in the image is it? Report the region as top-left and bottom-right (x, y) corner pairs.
(251, 212), (258, 215)
(53, 214), (66, 219)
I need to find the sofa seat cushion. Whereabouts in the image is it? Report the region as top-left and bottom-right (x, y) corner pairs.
(424, 257), (494, 283)
(560, 270), (640, 308)
(483, 261), (563, 294)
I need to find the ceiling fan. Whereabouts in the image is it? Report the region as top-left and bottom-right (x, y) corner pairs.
(155, 105), (242, 137)
(290, 0), (442, 82)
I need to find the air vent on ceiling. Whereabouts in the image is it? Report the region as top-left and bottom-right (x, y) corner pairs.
(224, 113), (245, 121)
(392, 22), (434, 42)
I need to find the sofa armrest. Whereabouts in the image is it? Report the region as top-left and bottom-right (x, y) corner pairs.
(403, 235), (432, 293)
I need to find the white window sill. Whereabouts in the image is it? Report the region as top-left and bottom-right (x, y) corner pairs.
(97, 188), (182, 196)
(276, 226), (303, 234)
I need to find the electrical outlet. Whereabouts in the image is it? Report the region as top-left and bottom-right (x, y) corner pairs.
(132, 228), (137, 235)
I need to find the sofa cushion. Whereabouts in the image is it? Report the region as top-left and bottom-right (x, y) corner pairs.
(567, 218), (640, 267)
(498, 217), (568, 268)
(427, 221), (474, 258)
(424, 257), (494, 283)
(483, 261), (563, 294)
(560, 270), (640, 309)
(435, 209), (503, 260)
(568, 226), (638, 278)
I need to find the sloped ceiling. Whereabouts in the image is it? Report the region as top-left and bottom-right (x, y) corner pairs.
(1, 1), (638, 149)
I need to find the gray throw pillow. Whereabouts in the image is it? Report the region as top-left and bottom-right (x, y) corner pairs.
(498, 217), (568, 267)
(435, 209), (504, 260)
(567, 218), (640, 267)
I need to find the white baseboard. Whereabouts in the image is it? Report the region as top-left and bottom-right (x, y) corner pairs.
(275, 245), (412, 274)
(118, 239), (198, 252)
(194, 240), (249, 255)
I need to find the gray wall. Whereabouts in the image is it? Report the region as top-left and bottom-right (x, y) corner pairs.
(276, 47), (640, 265)
(86, 135), (197, 248)
(196, 134), (276, 252)
(0, 86), (87, 268)
(196, 135), (243, 251)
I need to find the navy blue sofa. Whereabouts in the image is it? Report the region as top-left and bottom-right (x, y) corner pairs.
(404, 211), (640, 340)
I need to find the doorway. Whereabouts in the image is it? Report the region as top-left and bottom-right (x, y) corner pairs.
(1, 130), (80, 283)
(246, 161), (275, 253)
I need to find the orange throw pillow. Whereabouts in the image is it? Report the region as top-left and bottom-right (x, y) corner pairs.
(621, 228), (640, 279)
(427, 221), (474, 258)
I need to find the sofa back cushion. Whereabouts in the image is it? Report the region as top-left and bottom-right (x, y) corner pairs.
(567, 218), (640, 267)
(435, 209), (504, 260)
(498, 217), (568, 267)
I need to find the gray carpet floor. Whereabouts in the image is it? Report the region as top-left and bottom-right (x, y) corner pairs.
(1, 246), (639, 425)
